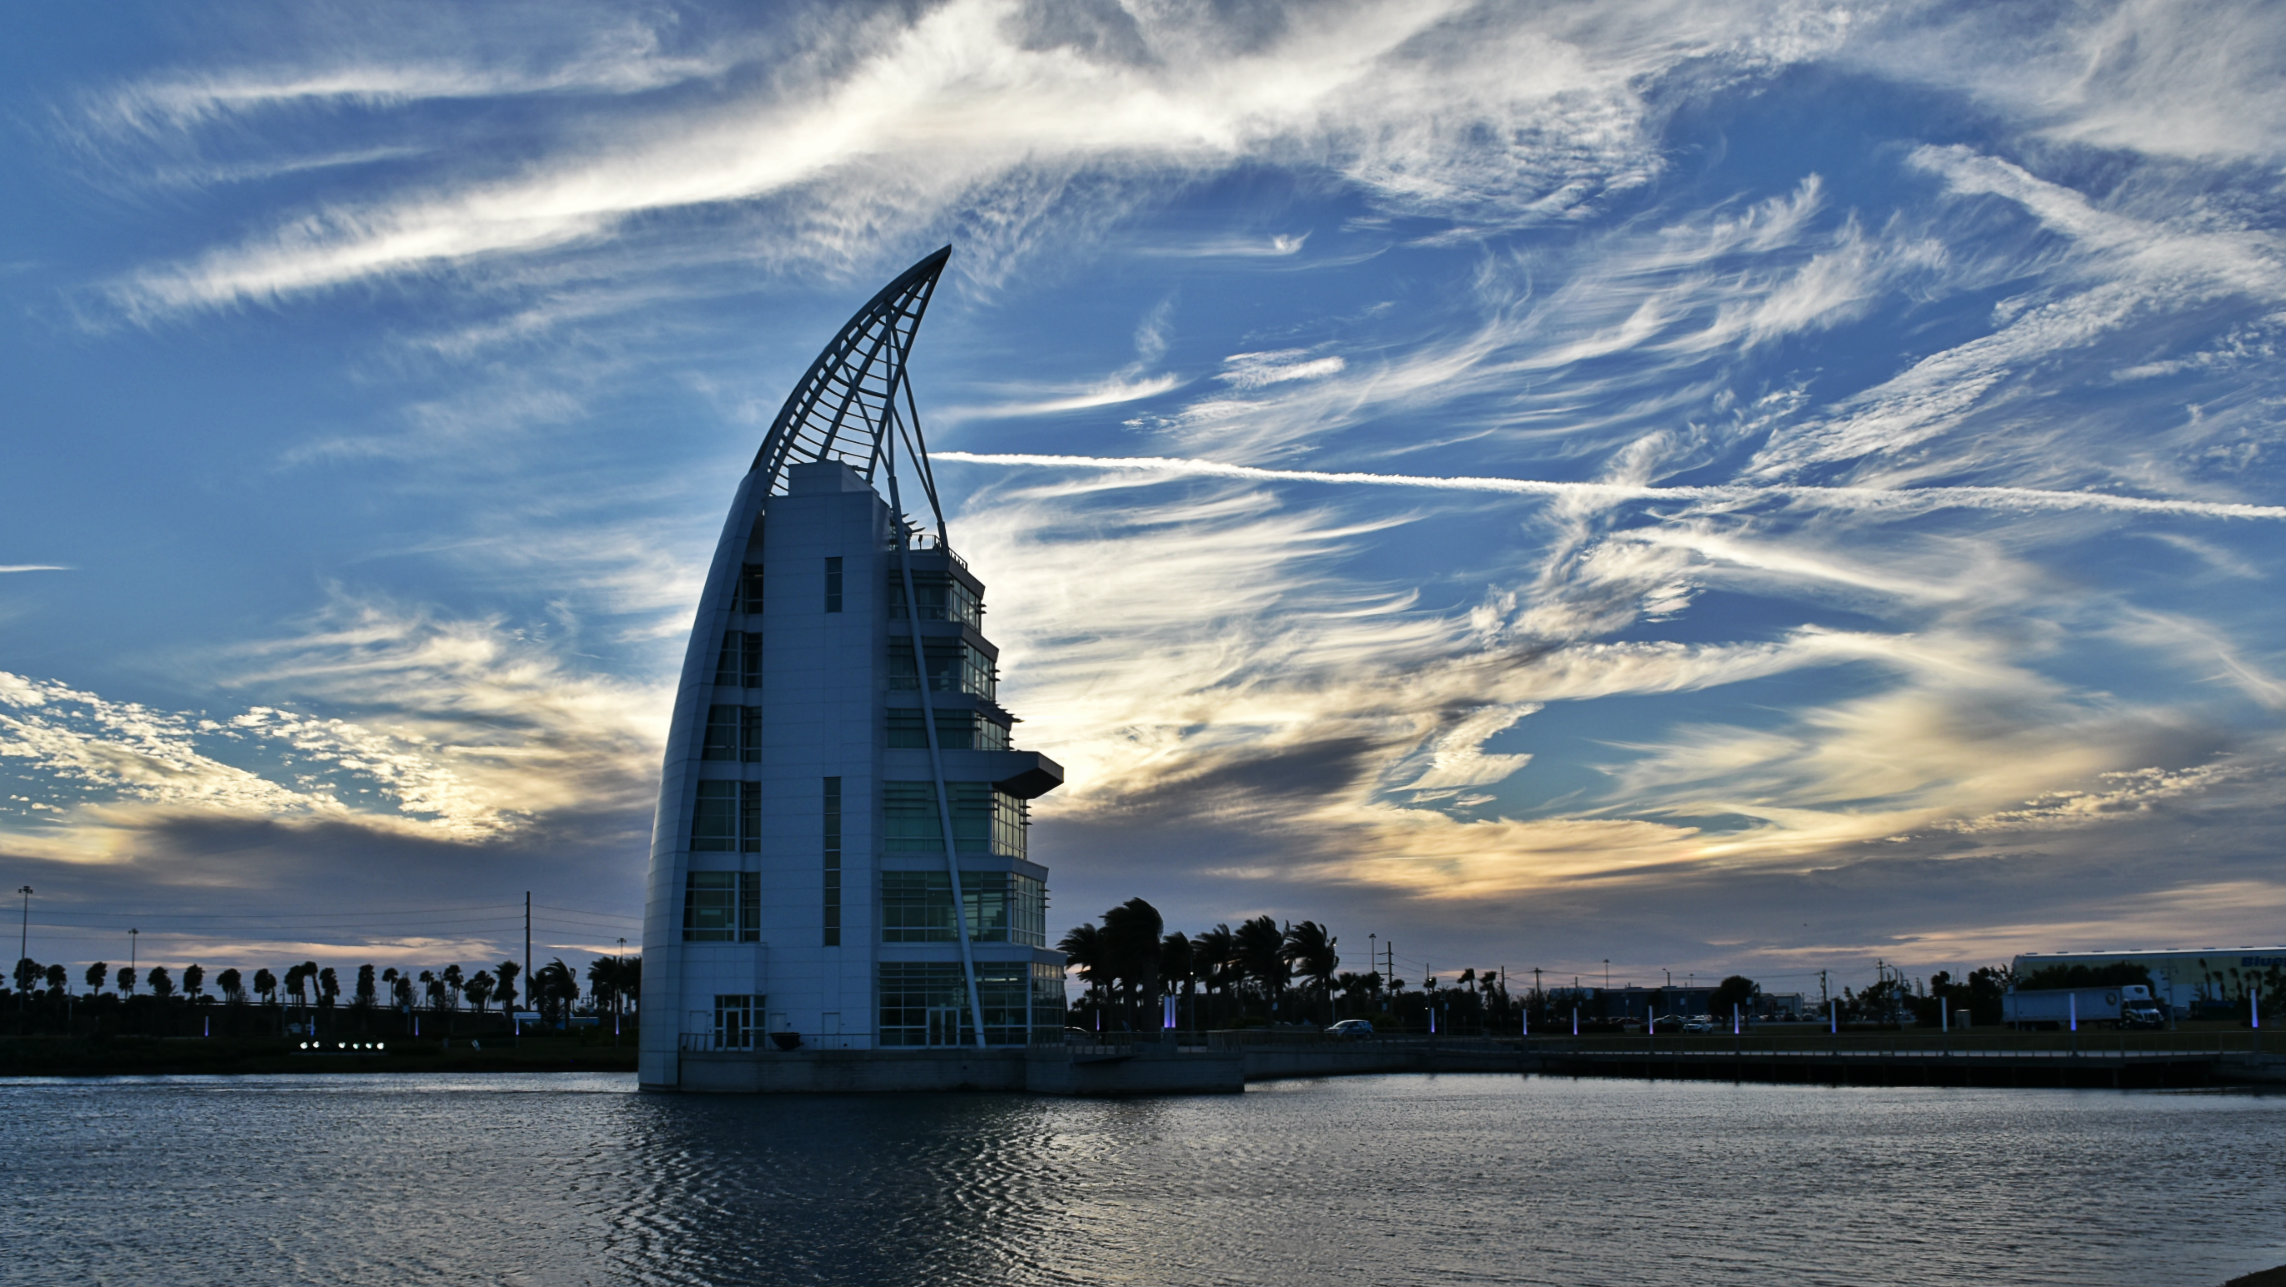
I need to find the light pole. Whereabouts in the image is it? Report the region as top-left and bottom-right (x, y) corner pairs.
(14, 885), (28, 1011)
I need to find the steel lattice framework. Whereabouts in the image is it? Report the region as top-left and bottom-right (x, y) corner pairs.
(749, 246), (952, 535)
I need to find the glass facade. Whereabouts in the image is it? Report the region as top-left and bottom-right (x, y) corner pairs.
(886, 709), (1009, 750)
(822, 776), (842, 948)
(683, 872), (760, 942)
(879, 871), (1045, 946)
(729, 563), (765, 614)
(887, 572), (982, 628)
(877, 962), (1032, 1047)
(715, 632), (762, 689)
(701, 705), (761, 762)
(887, 640), (995, 701)
(881, 782), (1026, 858)
(691, 781), (762, 852)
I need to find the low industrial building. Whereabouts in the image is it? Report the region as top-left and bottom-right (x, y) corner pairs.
(2012, 947), (2286, 1018)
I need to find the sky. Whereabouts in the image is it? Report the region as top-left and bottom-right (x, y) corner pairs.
(2, 0), (2281, 1002)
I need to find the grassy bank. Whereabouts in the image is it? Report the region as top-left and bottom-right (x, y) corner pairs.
(0, 1032), (638, 1076)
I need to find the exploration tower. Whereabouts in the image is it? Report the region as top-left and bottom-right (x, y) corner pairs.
(639, 247), (1068, 1091)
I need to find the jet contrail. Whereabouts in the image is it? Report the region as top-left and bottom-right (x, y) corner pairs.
(932, 452), (2286, 521)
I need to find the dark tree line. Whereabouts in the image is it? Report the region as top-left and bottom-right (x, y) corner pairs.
(6, 952), (641, 1037)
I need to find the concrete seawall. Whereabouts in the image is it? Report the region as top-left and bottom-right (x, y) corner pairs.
(672, 1044), (1244, 1094)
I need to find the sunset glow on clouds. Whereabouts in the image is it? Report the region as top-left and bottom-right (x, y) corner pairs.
(2, 0), (2280, 990)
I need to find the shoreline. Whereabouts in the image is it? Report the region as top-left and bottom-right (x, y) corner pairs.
(0, 1034), (638, 1077)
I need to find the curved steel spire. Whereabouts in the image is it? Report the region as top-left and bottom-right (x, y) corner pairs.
(750, 246), (952, 526)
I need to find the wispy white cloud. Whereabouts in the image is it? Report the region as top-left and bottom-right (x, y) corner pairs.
(99, 0), (1862, 318)
(936, 450), (2286, 520)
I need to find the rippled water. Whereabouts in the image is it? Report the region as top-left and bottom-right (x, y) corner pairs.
(6, 1073), (2282, 1286)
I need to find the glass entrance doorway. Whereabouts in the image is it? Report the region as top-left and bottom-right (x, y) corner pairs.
(926, 1006), (965, 1047)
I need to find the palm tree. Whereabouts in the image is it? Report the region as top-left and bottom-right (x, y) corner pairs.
(1058, 922), (1106, 1025)
(493, 960), (521, 1017)
(287, 961), (317, 1010)
(1282, 921), (1339, 1023)
(1100, 898), (1163, 1031)
(1235, 916), (1288, 1022)
(1190, 925), (1237, 1026)
(532, 958), (579, 1026)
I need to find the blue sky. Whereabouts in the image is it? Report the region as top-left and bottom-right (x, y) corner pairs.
(3, 0), (2281, 998)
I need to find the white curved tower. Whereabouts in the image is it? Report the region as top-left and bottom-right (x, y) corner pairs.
(639, 248), (1065, 1090)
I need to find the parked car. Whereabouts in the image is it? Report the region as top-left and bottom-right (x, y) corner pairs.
(1326, 1019), (1375, 1038)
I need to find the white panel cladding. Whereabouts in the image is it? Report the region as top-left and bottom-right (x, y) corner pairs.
(644, 458), (1062, 1084)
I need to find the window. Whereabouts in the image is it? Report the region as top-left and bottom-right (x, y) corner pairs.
(877, 963), (1030, 1047)
(824, 556), (843, 612)
(715, 632), (762, 689)
(691, 782), (739, 852)
(878, 871), (1044, 945)
(713, 994), (757, 1050)
(1010, 873), (1046, 948)
(702, 706), (740, 761)
(682, 872), (761, 942)
(887, 640), (995, 701)
(1032, 962), (1066, 1043)
(730, 563), (765, 614)
(691, 780), (762, 853)
(887, 573), (981, 627)
(684, 872), (736, 940)
(992, 792), (1029, 862)
(822, 777), (842, 948)
(886, 709), (1010, 751)
(882, 782), (1025, 858)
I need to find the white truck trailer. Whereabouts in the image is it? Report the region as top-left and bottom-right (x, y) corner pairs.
(2002, 984), (2166, 1029)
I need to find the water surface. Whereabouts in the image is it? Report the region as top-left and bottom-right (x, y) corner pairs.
(7, 1073), (2282, 1286)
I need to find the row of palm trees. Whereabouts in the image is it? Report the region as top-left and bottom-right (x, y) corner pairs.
(8, 953), (641, 1031)
(1057, 898), (1352, 1031)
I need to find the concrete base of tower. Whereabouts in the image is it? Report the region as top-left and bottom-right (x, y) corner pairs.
(653, 1044), (1245, 1096)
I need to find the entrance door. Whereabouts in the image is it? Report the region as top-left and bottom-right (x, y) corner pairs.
(926, 1006), (964, 1047)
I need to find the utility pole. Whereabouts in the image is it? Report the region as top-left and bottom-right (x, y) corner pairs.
(14, 886), (27, 1011)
